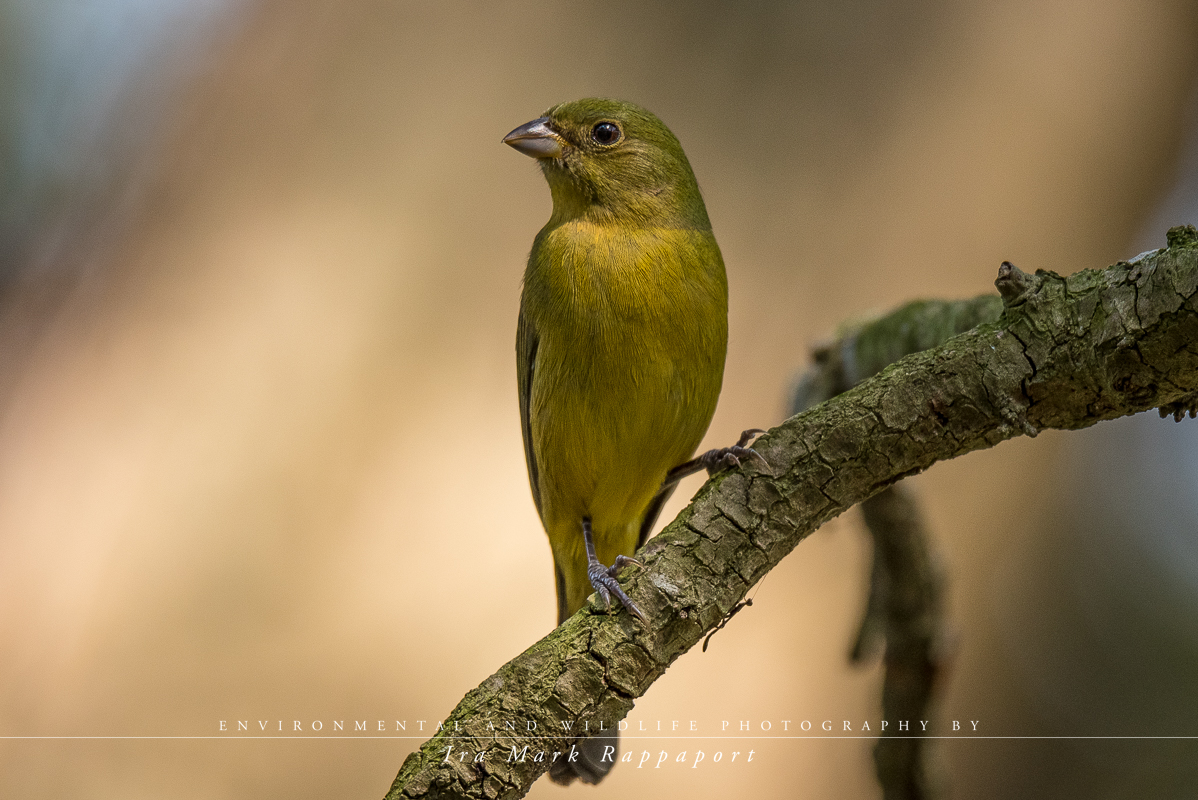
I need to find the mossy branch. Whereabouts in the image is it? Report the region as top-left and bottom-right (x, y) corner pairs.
(386, 226), (1198, 800)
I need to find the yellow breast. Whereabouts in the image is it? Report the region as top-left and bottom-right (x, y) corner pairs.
(520, 219), (728, 614)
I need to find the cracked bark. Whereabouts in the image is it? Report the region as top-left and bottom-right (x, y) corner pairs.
(385, 226), (1198, 800)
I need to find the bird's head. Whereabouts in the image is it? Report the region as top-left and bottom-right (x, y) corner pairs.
(503, 98), (710, 230)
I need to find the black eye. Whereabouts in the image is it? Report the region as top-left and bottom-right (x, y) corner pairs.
(591, 122), (621, 145)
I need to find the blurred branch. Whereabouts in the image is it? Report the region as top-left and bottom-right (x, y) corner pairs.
(385, 226), (1198, 800)
(791, 295), (1002, 412)
(791, 294), (1003, 799)
(858, 487), (944, 800)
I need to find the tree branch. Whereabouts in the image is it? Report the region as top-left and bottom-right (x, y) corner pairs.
(791, 294), (1005, 800)
(385, 226), (1198, 800)
(855, 485), (946, 799)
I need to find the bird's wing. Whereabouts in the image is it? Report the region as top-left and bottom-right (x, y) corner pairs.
(518, 308), (570, 622)
(516, 307), (542, 520)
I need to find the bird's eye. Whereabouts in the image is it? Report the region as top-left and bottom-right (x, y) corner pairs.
(591, 122), (621, 145)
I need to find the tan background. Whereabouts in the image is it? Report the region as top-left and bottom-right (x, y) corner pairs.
(1, 1), (1197, 798)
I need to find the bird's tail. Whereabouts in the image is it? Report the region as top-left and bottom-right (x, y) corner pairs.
(547, 728), (618, 785)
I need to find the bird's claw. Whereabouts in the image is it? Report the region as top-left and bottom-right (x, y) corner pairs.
(587, 558), (646, 623)
(698, 429), (768, 476)
(736, 428), (766, 447)
(661, 429), (770, 489)
(581, 518), (646, 624)
(611, 554), (642, 573)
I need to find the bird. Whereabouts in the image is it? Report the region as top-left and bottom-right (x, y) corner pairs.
(503, 98), (763, 785)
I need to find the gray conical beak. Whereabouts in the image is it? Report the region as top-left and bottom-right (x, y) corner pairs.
(503, 117), (566, 159)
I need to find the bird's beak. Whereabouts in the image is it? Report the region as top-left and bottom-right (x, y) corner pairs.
(503, 117), (566, 159)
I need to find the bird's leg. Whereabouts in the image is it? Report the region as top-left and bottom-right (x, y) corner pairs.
(662, 428), (769, 490)
(583, 517), (646, 623)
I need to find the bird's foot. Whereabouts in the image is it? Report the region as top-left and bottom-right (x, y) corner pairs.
(583, 519), (646, 624)
(663, 429), (769, 488)
(695, 428), (769, 475)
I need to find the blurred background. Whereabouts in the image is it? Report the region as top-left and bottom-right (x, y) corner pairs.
(1, 1), (1197, 798)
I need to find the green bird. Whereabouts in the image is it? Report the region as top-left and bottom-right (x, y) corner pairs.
(504, 98), (762, 785)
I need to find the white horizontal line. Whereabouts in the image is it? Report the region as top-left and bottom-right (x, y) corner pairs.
(1, 736), (1195, 740)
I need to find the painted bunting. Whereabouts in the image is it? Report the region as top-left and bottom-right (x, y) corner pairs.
(504, 98), (762, 784)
